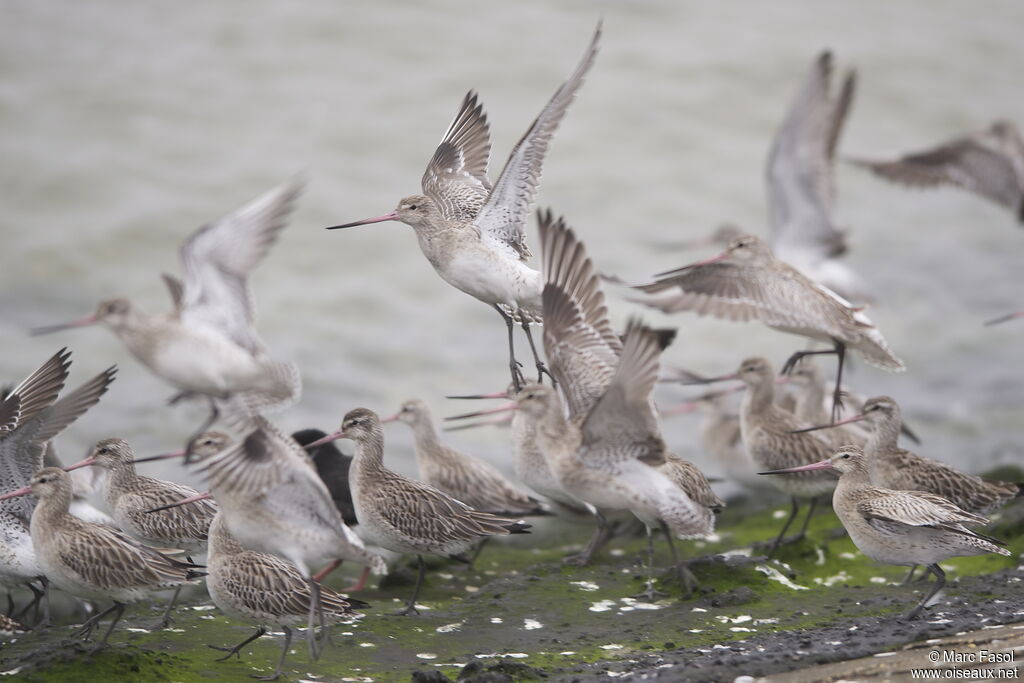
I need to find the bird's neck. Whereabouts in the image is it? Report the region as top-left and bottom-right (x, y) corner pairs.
(410, 418), (444, 458)
(866, 418), (901, 454)
(742, 380), (775, 416)
(207, 513), (245, 557)
(30, 489), (73, 533)
(352, 432), (387, 474)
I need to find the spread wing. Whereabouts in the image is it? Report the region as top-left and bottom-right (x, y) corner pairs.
(0, 366), (116, 522)
(579, 320), (674, 467)
(422, 91), (492, 223)
(766, 51), (850, 262)
(0, 395), (19, 436)
(2, 348), (72, 429)
(472, 23), (601, 260)
(851, 129), (1023, 212)
(628, 259), (854, 337)
(180, 179), (302, 354)
(539, 210), (621, 418)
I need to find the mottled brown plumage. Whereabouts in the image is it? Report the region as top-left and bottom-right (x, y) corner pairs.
(390, 399), (545, 516)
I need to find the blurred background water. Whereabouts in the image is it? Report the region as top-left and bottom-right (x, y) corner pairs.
(1, 0), (1022, 495)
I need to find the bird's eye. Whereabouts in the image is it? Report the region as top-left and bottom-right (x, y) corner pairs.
(409, 204), (418, 210)
(842, 453), (850, 459)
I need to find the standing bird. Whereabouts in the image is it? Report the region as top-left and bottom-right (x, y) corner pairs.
(309, 408), (530, 616)
(850, 120), (1024, 223)
(762, 447), (1011, 619)
(327, 24), (601, 389)
(618, 233), (905, 420)
(186, 417), (386, 658)
(0, 468), (203, 650)
(32, 180), (303, 436)
(707, 357), (836, 556)
(766, 51), (866, 302)
(65, 437), (218, 626)
(0, 350), (116, 621)
(527, 212), (718, 595)
(385, 399), (545, 516)
(796, 396), (1021, 514)
(787, 357), (868, 448)
(205, 512), (367, 681)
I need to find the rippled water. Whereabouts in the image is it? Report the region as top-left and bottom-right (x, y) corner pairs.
(2, 1), (1022, 488)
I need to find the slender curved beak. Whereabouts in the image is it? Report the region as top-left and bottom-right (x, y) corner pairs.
(445, 402), (518, 421)
(63, 456), (96, 472)
(130, 449), (187, 465)
(327, 211), (399, 230)
(145, 491), (213, 514)
(760, 459), (834, 475)
(443, 413), (514, 432)
(790, 413), (866, 434)
(984, 311), (1024, 326)
(304, 430), (346, 449)
(379, 413), (400, 424)
(446, 391), (509, 400)
(655, 250), (730, 278)
(694, 372), (741, 384)
(0, 485), (32, 501)
(31, 314), (99, 336)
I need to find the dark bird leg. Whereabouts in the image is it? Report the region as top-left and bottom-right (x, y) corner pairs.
(74, 601), (119, 640)
(564, 509), (609, 566)
(662, 521), (697, 597)
(209, 626), (267, 661)
(520, 320), (555, 386)
(257, 626), (293, 681)
(467, 538), (490, 569)
(91, 602), (125, 652)
(781, 342), (846, 422)
(494, 305), (525, 392)
(395, 555), (427, 616)
(158, 586), (182, 628)
(902, 565), (919, 584)
(17, 581), (43, 622)
(906, 564), (945, 619)
(793, 496), (819, 542)
(766, 497), (801, 559)
(5, 593), (13, 617)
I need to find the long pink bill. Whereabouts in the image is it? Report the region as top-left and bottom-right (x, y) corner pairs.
(304, 430), (346, 449)
(130, 449), (187, 465)
(789, 413), (866, 434)
(0, 485), (32, 501)
(443, 413), (514, 432)
(145, 491), (213, 514)
(444, 402), (518, 422)
(326, 211), (399, 230)
(759, 459), (834, 475)
(379, 414), (400, 424)
(30, 314), (99, 336)
(654, 250), (730, 278)
(445, 391), (509, 400)
(63, 456), (96, 472)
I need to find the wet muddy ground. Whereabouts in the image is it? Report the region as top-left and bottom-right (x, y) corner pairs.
(2, 491), (1022, 682)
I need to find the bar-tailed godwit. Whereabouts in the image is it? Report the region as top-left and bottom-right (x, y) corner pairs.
(0, 468), (203, 650)
(762, 446), (1012, 619)
(328, 25), (601, 389)
(33, 180), (303, 435)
